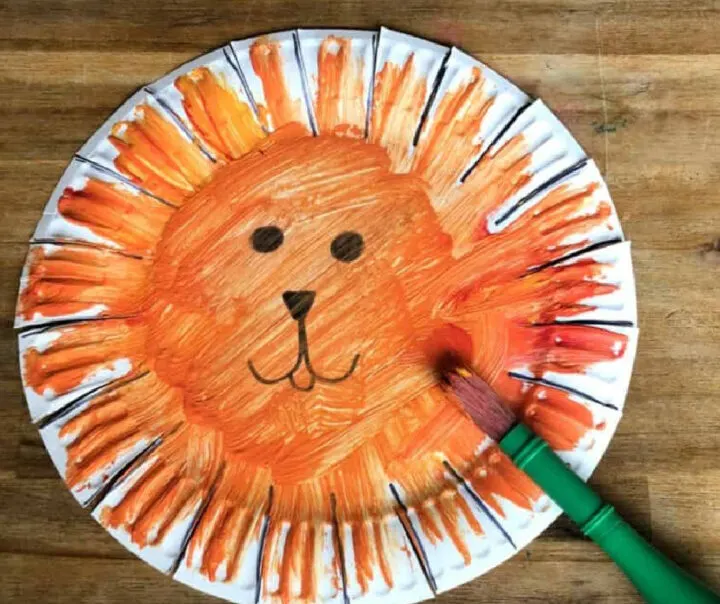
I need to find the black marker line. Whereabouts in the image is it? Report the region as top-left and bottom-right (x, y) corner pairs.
(143, 87), (217, 163)
(410, 49), (451, 148)
(36, 370), (151, 429)
(365, 30), (380, 141)
(443, 461), (517, 549)
(508, 371), (620, 410)
(388, 483), (438, 595)
(85, 436), (164, 511)
(330, 493), (350, 604)
(526, 237), (624, 275)
(292, 30), (319, 136)
(493, 158), (588, 227)
(72, 155), (178, 209)
(532, 319), (635, 328)
(254, 485), (274, 604)
(17, 313), (140, 337)
(169, 464), (226, 576)
(28, 237), (151, 260)
(459, 101), (532, 183)
(226, 44), (267, 134)
(25, 238), (146, 260)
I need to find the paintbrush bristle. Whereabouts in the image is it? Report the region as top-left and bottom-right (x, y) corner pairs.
(438, 354), (517, 442)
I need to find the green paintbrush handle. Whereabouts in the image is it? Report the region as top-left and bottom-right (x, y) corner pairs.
(500, 422), (720, 604)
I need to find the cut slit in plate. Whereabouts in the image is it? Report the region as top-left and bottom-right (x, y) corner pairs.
(297, 29), (377, 139)
(259, 519), (346, 603)
(15, 242), (151, 329)
(461, 99), (587, 208)
(339, 513), (435, 603)
(38, 382), (160, 507)
(399, 460), (564, 595)
(18, 319), (143, 423)
(432, 98), (590, 258)
(146, 45), (267, 162)
(91, 449), (209, 575)
(230, 31), (314, 134)
(509, 373), (626, 480)
(32, 157), (175, 256)
(488, 159), (623, 243)
(173, 482), (272, 603)
(510, 325), (638, 413)
(395, 480), (515, 594)
(549, 240), (637, 326)
(77, 90), (217, 206)
(370, 27), (449, 171)
(413, 47), (529, 197)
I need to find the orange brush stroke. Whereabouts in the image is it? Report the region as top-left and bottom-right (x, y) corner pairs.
(434, 179), (612, 293)
(436, 491), (472, 563)
(18, 245), (150, 322)
(439, 134), (533, 256)
(315, 36), (366, 138)
(516, 383), (595, 451)
(250, 38), (308, 132)
(466, 446), (543, 516)
(412, 67), (494, 199)
(110, 103), (216, 205)
(23, 318), (145, 402)
(175, 67), (266, 161)
(59, 372), (185, 494)
(58, 179), (175, 255)
(370, 54), (428, 172)
(99, 425), (223, 547)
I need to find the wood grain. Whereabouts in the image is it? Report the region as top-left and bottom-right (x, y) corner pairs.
(1, 0), (719, 602)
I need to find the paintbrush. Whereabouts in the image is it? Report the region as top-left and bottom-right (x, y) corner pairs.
(439, 355), (720, 604)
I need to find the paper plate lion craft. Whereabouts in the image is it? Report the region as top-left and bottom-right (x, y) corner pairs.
(16, 28), (637, 604)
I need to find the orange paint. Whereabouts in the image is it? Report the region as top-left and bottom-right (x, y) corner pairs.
(315, 36), (366, 138)
(515, 383), (595, 451)
(36, 127), (626, 600)
(435, 180), (612, 291)
(415, 503), (443, 544)
(57, 179), (175, 255)
(23, 318), (145, 403)
(464, 446), (543, 516)
(374, 520), (394, 589)
(438, 251), (617, 324)
(437, 491), (472, 564)
(370, 54), (428, 172)
(99, 424), (223, 547)
(18, 245), (151, 322)
(175, 67), (266, 161)
(412, 67), (494, 199)
(185, 464), (269, 582)
(439, 134), (533, 256)
(250, 38), (309, 132)
(109, 103), (216, 205)
(455, 490), (483, 536)
(59, 371), (185, 494)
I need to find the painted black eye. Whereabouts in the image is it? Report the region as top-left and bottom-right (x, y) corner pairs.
(331, 231), (364, 263)
(251, 226), (284, 253)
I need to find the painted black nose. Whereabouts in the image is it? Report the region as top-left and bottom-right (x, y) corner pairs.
(282, 290), (315, 321)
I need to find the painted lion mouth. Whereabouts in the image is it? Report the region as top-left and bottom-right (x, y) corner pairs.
(247, 317), (360, 391)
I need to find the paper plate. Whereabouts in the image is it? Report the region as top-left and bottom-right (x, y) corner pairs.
(15, 27), (638, 604)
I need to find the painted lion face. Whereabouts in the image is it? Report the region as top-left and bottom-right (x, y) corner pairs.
(17, 30), (637, 604)
(145, 135), (453, 482)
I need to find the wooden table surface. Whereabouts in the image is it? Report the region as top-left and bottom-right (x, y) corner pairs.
(1, 1), (719, 602)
